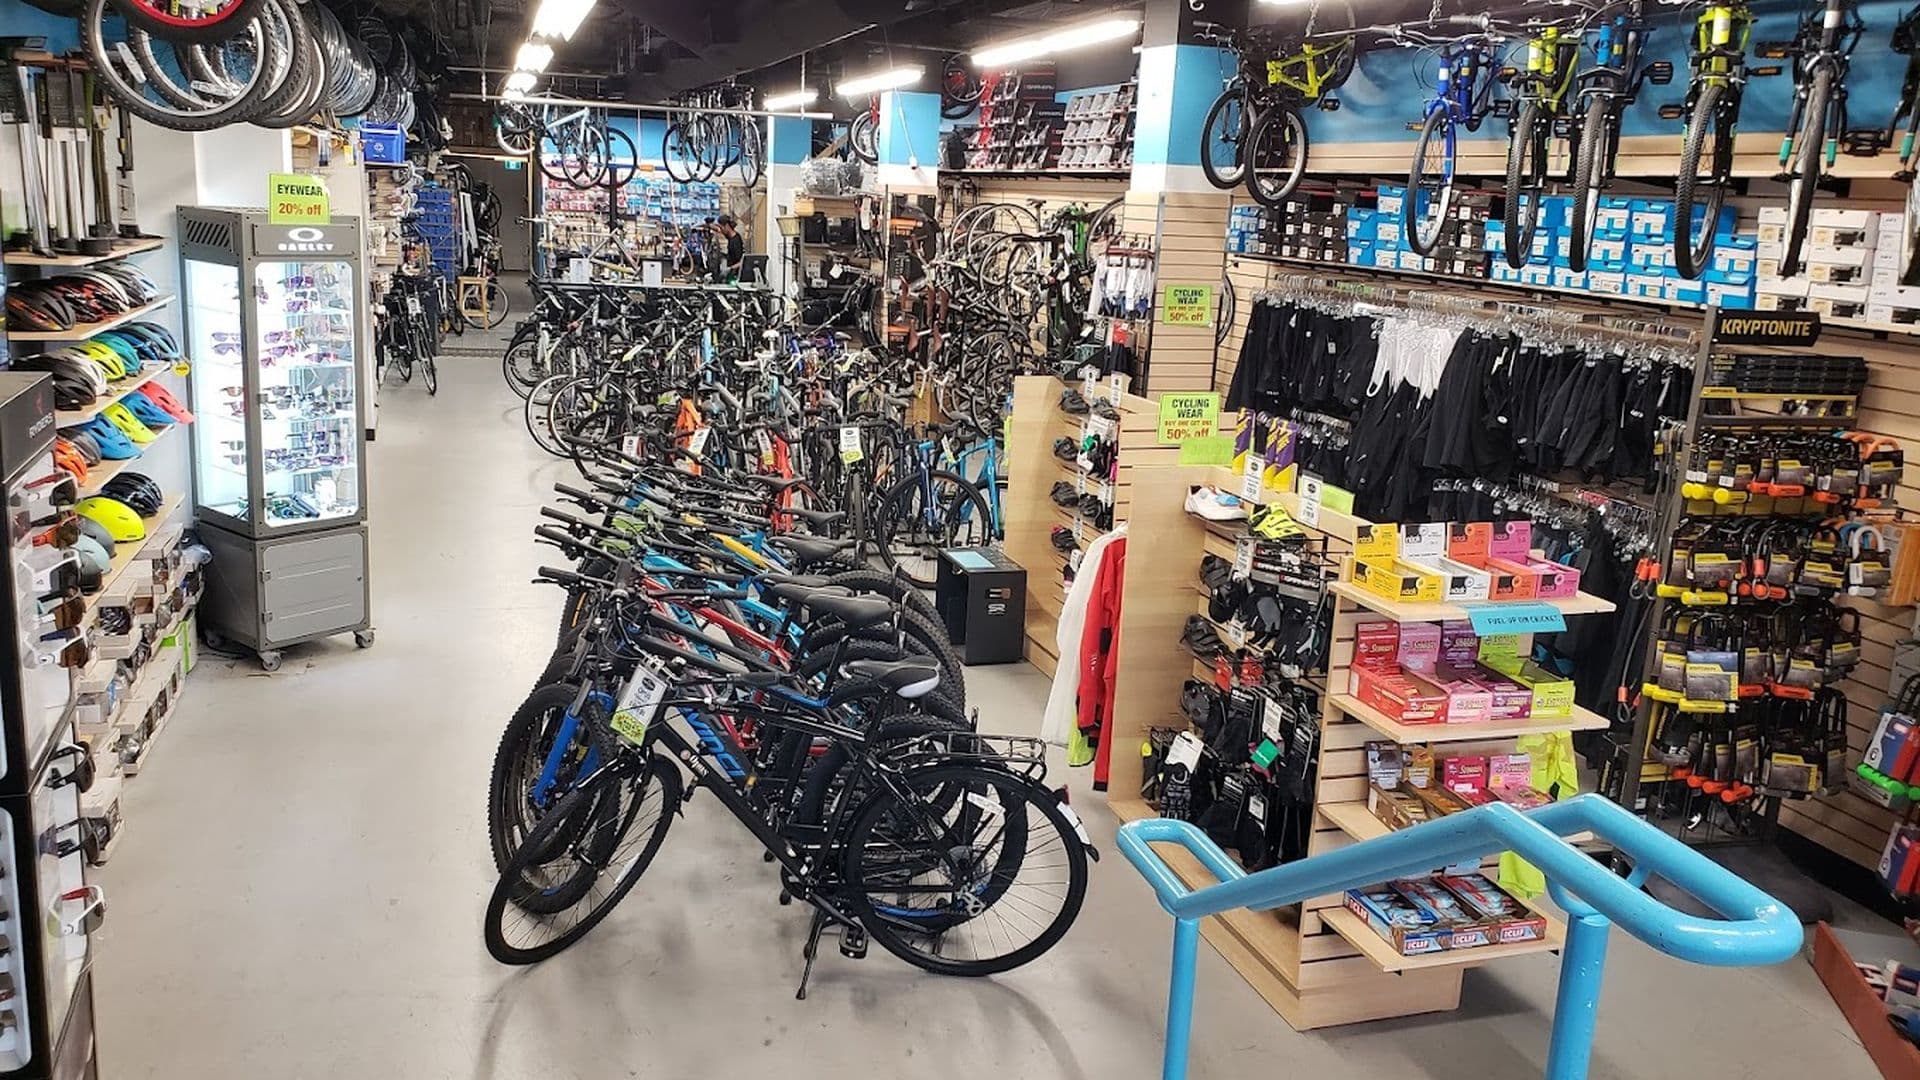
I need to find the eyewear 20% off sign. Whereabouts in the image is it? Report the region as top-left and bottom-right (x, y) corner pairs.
(268, 173), (331, 226)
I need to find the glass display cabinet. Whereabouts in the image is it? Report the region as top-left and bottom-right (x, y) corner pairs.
(178, 208), (372, 670)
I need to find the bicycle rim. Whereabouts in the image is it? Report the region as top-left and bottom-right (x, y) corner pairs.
(1782, 68), (1831, 278)
(845, 764), (1086, 977)
(485, 754), (680, 965)
(1246, 103), (1308, 207)
(1407, 110), (1454, 256)
(1199, 89), (1250, 188)
(1674, 83), (1731, 280)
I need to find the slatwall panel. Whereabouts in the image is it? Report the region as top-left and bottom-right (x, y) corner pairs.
(1144, 192), (1232, 394)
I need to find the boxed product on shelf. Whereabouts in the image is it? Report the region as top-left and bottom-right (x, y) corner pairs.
(1345, 885), (1451, 955)
(1407, 780), (1474, 817)
(1441, 754), (1487, 793)
(1488, 752), (1531, 791)
(1402, 555), (1492, 601)
(1392, 877), (1493, 949)
(1352, 557), (1446, 603)
(1436, 873), (1549, 943)
(1629, 198), (1674, 241)
(1593, 195), (1633, 238)
(1350, 663), (1449, 724)
(1369, 783), (1431, 830)
(1425, 664), (1494, 723)
(1478, 654), (1574, 717)
(1356, 620), (1399, 670)
(1396, 621), (1440, 670)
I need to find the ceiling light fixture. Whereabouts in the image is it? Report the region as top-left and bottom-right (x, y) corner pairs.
(972, 16), (1142, 68)
(836, 65), (924, 98)
(530, 0), (596, 41)
(764, 88), (819, 111)
(504, 71), (538, 94)
(514, 42), (554, 72)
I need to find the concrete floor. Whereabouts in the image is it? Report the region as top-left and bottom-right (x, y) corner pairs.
(89, 344), (1888, 1079)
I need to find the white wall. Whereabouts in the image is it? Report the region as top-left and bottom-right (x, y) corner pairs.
(191, 127), (293, 206)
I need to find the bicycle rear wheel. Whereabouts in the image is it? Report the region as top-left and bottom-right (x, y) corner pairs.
(1406, 109), (1455, 256)
(876, 471), (993, 588)
(484, 753), (681, 965)
(422, 353), (438, 396)
(1245, 102), (1309, 207)
(843, 764), (1087, 977)
(1566, 103), (1612, 273)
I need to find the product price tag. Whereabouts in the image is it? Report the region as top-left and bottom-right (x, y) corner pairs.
(1221, 618), (1248, 650)
(1166, 730), (1205, 771)
(1241, 455), (1265, 503)
(1296, 474), (1323, 528)
(406, 296), (422, 316)
(1232, 537), (1255, 581)
(1108, 372), (1126, 402)
(756, 429), (774, 467)
(839, 425), (864, 464)
(610, 661), (671, 744)
(1246, 792), (1268, 825)
(1262, 695), (1285, 743)
(172, 359), (191, 377)
(620, 434), (641, 459)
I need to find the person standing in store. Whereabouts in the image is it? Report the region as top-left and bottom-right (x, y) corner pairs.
(715, 215), (745, 281)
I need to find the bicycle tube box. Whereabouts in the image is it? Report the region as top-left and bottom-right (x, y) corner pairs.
(1344, 886), (1450, 956)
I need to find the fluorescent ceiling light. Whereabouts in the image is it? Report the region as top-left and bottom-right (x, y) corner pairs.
(837, 65), (923, 98)
(764, 88), (818, 111)
(515, 42), (554, 72)
(972, 17), (1142, 68)
(504, 71), (538, 94)
(531, 0), (596, 41)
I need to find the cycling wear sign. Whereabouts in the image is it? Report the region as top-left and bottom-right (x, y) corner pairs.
(1159, 284), (1213, 327)
(267, 173), (331, 225)
(1157, 392), (1219, 444)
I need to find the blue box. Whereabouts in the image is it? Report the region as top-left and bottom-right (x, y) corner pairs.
(1376, 184), (1406, 217)
(1348, 209), (1379, 244)
(1707, 281), (1756, 309)
(1551, 266), (1589, 292)
(1630, 198), (1674, 241)
(360, 125), (406, 164)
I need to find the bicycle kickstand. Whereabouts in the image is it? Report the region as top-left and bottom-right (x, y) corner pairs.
(796, 910), (828, 1000)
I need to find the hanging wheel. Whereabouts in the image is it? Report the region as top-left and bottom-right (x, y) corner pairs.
(258, 651), (284, 672)
(354, 630), (376, 648)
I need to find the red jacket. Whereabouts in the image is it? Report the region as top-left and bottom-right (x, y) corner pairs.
(1076, 537), (1125, 790)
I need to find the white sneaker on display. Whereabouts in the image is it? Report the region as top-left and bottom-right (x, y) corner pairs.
(1184, 486), (1248, 521)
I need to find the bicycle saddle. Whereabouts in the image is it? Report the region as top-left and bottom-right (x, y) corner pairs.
(770, 534), (854, 567)
(745, 475), (809, 492)
(829, 656), (941, 704)
(800, 591), (896, 630)
(761, 579), (851, 607)
(784, 507), (848, 528)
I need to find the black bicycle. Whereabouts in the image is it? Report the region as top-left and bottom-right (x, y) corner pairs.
(1565, 1), (1672, 271)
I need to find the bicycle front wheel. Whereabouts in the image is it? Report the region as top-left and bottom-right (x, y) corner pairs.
(484, 752), (681, 965)
(1245, 102), (1309, 207)
(1406, 109), (1455, 256)
(1503, 100), (1551, 269)
(1781, 68), (1831, 278)
(843, 763), (1087, 977)
(877, 471), (993, 587)
(1566, 103), (1611, 273)
(462, 282), (511, 329)
(1674, 82), (1734, 280)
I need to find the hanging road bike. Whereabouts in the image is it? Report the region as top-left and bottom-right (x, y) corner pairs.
(1565, 1), (1672, 271)
(497, 96), (639, 191)
(1670, 1), (1757, 279)
(1400, 18), (1507, 256)
(662, 85), (767, 185)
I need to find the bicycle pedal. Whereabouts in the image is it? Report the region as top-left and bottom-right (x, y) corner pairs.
(1644, 61), (1674, 86)
(1750, 65), (1785, 77)
(1754, 42), (1790, 59)
(839, 927), (869, 960)
(1317, 97), (1341, 112)
(1657, 103), (1687, 120)
(1840, 130), (1890, 155)
(1403, 120), (1425, 132)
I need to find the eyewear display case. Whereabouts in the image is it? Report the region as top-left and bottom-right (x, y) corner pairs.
(177, 208), (372, 670)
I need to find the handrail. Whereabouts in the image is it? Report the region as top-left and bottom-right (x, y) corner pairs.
(1117, 794), (1802, 1080)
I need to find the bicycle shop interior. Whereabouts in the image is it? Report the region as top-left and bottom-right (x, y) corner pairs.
(5, 0), (1920, 1075)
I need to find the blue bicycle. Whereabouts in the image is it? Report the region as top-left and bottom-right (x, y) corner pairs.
(874, 414), (1002, 588)
(1400, 18), (1508, 256)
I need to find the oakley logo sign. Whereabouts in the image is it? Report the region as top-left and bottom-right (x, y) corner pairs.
(274, 226), (338, 253)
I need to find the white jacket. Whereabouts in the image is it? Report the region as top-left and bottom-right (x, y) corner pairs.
(1040, 522), (1127, 744)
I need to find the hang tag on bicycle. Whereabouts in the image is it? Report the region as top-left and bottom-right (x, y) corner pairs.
(406, 296), (422, 316)
(610, 661), (671, 745)
(839, 425), (864, 464)
(756, 429), (774, 468)
(620, 434), (641, 459)
(687, 427), (712, 456)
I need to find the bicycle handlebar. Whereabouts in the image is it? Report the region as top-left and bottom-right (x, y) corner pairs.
(1118, 793), (1800, 968)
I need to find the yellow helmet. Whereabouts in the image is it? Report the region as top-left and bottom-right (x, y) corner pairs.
(72, 496), (146, 543)
(101, 403), (157, 444)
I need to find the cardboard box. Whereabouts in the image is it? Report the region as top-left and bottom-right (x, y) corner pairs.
(1403, 555), (1493, 602)
(1355, 621), (1400, 672)
(1350, 664), (1450, 724)
(1345, 886), (1450, 956)
(1352, 557), (1445, 604)
(1396, 622), (1441, 672)
(1480, 655), (1575, 718)
(1428, 664), (1494, 724)
(1392, 877), (1493, 949)
(1489, 753), (1532, 791)
(1368, 782), (1430, 832)
(1354, 523), (1401, 560)
(1442, 754), (1488, 794)
(1407, 780), (1474, 817)
(1437, 873), (1550, 944)
(1471, 665), (1535, 720)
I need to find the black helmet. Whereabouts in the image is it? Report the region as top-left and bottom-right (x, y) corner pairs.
(101, 472), (164, 517)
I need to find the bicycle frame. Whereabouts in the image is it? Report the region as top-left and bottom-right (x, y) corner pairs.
(1265, 35), (1354, 102)
(1427, 42), (1502, 129)
(1691, 3), (1754, 90)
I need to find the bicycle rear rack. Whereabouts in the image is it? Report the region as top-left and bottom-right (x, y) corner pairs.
(1117, 793), (1801, 1080)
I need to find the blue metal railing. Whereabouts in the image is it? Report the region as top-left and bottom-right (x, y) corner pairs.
(1117, 794), (1802, 1080)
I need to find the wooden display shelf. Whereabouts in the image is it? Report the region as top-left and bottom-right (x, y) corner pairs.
(1319, 903), (1564, 973)
(55, 366), (169, 426)
(1320, 799), (1595, 846)
(4, 238), (164, 268)
(1330, 693), (1610, 743)
(78, 422), (179, 496)
(1329, 581), (1617, 623)
(7, 296), (174, 342)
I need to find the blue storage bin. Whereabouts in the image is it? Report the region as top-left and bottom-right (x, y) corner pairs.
(361, 126), (406, 164)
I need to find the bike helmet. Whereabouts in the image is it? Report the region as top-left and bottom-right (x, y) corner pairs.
(14, 348), (107, 408)
(46, 276), (122, 323)
(5, 285), (76, 331)
(93, 264), (158, 305)
(73, 497), (145, 542)
(118, 322), (182, 364)
(71, 513), (116, 558)
(101, 403), (157, 444)
(62, 269), (133, 311)
(52, 439), (89, 486)
(69, 533), (113, 576)
(61, 428), (103, 465)
(122, 392), (176, 429)
(80, 417), (138, 460)
(101, 472), (164, 517)
(80, 340), (128, 381)
(94, 332), (146, 376)
(135, 385), (194, 423)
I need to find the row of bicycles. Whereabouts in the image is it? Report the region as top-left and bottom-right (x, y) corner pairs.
(484, 298), (1095, 991)
(1201, 0), (1920, 280)
(494, 85), (767, 193)
(502, 280), (1019, 588)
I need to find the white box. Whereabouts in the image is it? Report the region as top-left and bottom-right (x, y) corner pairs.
(1758, 206), (1788, 225)
(1811, 225), (1877, 251)
(1808, 261), (1868, 285)
(1810, 208), (1878, 231)
(1804, 243), (1873, 268)
(1756, 291), (1811, 312)
(1587, 271), (1625, 295)
(1808, 295), (1868, 319)
(1756, 275), (1812, 298)
(1758, 240), (1784, 264)
(1869, 270), (1920, 306)
(1810, 281), (1871, 303)
(1867, 303), (1920, 327)
(1628, 274), (1666, 298)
